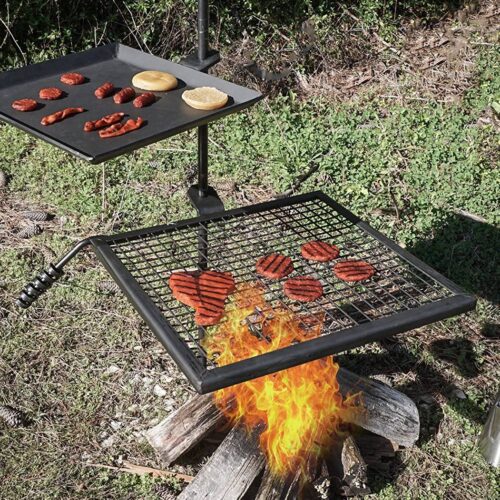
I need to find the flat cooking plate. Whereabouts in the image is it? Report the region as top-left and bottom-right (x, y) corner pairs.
(0, 43), (262, 163)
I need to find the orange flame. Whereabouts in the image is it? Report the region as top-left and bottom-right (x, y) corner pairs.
(203, 284), (357, 477)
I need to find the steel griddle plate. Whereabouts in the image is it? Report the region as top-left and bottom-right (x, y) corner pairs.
(89, 191), (476, 393)
(0, 43), (261, 163)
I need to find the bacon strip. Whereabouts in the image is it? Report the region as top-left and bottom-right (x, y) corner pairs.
(41, 107), (84, 126)
(84, 112), (125, 132)
(98, 117), (144, 138)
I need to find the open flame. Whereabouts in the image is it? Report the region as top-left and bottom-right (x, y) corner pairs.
(203, 284), (358, 478)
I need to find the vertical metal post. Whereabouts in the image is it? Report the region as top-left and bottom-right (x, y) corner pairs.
(198, 124), (208, 197)
(198, 0), (208, 62)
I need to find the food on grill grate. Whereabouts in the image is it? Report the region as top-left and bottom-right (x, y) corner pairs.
(334, 260), (375, 282)
(11, 99), (37, 111)
(113, 87), (136, 104)
(182, 87), (228, 110)
(256, 254), (294, 279)
(169, 270), (236, 326)
(94, 82), (115, 99)
(283, 276), (323, 302)
(133, 92), (156, 108)
(41, 107), (85, 125)
(132, 70), (178, 91)
(39, 87), (63, 100)
(99, 117), (144, 138)
(301, 240), (340, 262)
(60, 72), (85, 85)
(84, 112), (125, 132)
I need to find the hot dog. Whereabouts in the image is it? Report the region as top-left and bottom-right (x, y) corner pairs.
(84, 112), (124, 132)
(133, 92), (155, 108)
(41, 107), (85, 126)
(99, 117), (144, 138)
(94, 82), (115, 99)
(113, 87), (135, 104)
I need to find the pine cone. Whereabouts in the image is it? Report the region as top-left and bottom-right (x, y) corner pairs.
(0, 405), (29, 428)
(17, 223), (42, 239)
(0, 171), (7, 188)
(22, 210), (50, 222)
(98, 280), (120, 294)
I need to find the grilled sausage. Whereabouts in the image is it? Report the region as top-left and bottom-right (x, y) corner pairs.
(99, 116), (144, 138)
(84, 112), (124, 132)
(39, 87), (63, 100)
(94, 82), (114, 99)
(113, 87), (135, 104)
(11, 99), (37, 111)
(133, 92), (155, 108)
(41, 107), (85, 126)
(60, 72), (85, 85)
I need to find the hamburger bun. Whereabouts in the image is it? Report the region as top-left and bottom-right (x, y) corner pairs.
(181, 87), (228, 110)
(132, 71), (178, 91)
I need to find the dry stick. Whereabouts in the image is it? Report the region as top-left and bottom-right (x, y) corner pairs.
(84, 461), (194, 482)
(177, 425), (266, 500)
(146, 367), (420, 467)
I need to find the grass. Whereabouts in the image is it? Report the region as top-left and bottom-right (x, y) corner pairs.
(1, 21), (499, 500)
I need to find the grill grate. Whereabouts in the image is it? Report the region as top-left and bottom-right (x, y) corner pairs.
(92, 192), (475, 393)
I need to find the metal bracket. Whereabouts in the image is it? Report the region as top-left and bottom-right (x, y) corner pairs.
(179, 50), (220, 73)
(187, 184), (224, 215)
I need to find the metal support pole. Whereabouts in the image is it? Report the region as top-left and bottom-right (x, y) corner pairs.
(198, 0), (208, 62)
(198, 124), (208, 197)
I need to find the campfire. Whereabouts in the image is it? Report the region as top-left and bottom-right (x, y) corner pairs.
(204, 284), (359, 481)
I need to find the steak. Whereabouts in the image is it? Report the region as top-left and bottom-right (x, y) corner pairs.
(169, 270), (235, 326)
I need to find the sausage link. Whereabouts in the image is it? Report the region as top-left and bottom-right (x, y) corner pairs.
(113, 87), (135, 104)
(41, 107), (84, 126)
(94, 82), (115, 99)
(99, 117), (144, 138)
(84, 112), (124, 132)
(133, 92), (155, 108)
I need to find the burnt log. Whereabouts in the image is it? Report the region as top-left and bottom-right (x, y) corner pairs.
(255, 465), (302, 500)
(177, 425), (265, 500)
(146, 367), (419, 465)
(146, 393), (223, 465)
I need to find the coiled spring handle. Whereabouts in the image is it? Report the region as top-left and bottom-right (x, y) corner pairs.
(16, 239), (91, 309)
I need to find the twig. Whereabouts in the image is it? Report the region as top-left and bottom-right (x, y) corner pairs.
(0, 15), (27, 65)
(85, 461), (194, 482)
(453, 208), (487, 224)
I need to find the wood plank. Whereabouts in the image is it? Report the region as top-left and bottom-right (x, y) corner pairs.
(337, 369), (419, 447)
(146, 366), (419, 466)
(255, 465), (302, 500)
(145, 393), (224, 465)
(178, 425), (265, 500)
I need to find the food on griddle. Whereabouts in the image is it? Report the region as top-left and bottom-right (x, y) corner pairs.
(334, 260), (375, 282)
(39, 87), (63, 100)
(113, 87), (136, 104)
(41, 107), (85, 125)
(256, 254), (294, 279)
(301, 240), (340, 262)
(94, 82), (115, 99)
(99, 117), (144, 138)
(133, 92), (156, 108)
(182, 87), (228, 110)
(84, 112), (125, 132)
(284, 276), (323, 302)
(169, 270), (236, 326)
(132, 70), (177, 91)
(60, 72), (85, 85)
(11, 99), (37, 112)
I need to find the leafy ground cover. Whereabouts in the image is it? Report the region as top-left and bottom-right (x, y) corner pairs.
(0, 2), (499, 498)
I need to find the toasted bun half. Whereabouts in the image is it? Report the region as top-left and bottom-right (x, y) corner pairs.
(132, 71), (178, 91)
(181, 87), (228, 110)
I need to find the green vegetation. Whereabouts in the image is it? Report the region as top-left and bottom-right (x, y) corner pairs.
(0, 1), (498, 498)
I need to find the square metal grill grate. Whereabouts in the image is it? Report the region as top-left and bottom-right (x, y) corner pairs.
(92, 192), (475, 393)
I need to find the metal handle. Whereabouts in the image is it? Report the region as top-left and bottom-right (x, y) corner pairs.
(16, 239), (91, 309)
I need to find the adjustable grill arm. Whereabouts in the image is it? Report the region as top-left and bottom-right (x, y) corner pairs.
(16, 238), (91, 309)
